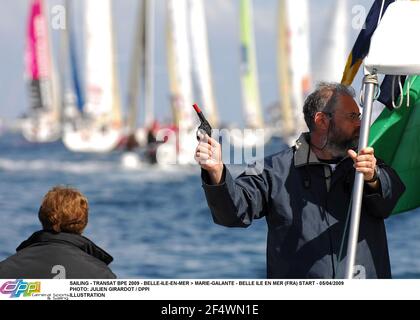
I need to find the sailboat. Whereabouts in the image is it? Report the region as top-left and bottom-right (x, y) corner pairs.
(157, 0), (218, 165)
(121, 0), (156, 168)
(230, 0), (270, 148)
(22, 0), (61, 143)
(157, 0), (195, 166)
(63, 0), (122, 153)
(276, 0), (312, 146)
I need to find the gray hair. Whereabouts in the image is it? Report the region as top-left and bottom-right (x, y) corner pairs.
(303, 82), (355, 131)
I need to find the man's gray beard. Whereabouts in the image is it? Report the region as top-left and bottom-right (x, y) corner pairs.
(327, 138), (359, 158)
(326, 123), (359, 158)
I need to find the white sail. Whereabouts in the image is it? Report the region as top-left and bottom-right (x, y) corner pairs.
(280, 0), (312, 142)
(315, 0), (347, 82)
(84, 0), (120, 123)
(166, 0), (194, 132)
(187, 0), (219, 128)
(160, 0), (196, 165)
(63, 0), (122, 153)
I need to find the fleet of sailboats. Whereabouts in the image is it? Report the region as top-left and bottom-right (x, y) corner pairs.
(18, 0), (348, 160)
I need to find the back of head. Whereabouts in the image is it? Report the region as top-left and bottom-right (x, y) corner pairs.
(38, 186), (88, 234)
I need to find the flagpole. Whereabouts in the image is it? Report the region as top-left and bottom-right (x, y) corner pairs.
(344, 72), (378, 279)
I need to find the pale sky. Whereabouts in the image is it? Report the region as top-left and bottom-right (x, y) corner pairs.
(0, 0), (373, 125)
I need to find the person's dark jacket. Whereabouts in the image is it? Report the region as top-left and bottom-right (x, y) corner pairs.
(0, 230), (116, 279)
(202, 133), (405, 278)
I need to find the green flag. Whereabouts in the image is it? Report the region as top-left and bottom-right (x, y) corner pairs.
(369, 75), (420, 214)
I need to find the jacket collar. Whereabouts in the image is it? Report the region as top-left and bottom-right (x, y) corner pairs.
(293, 132), (353, 169)
(16, 230), (114, 265)
(293, 133), (322, 167)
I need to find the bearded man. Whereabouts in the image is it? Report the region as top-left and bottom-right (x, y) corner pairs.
(195, 82), (405, 279)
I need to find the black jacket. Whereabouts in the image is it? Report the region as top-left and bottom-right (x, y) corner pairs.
(202, 133), (405, 278)
(0, 230), (116, 279)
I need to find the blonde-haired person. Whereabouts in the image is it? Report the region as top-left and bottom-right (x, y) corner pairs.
(0, 186), (116, 279)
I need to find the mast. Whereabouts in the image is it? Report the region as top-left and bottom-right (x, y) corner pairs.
(277, 0), (295, 137)
(127, 0), (155, 134)
(144, 0), (155, 128)
(67, 0), (84, 113)
(47, 1), (61, 126)
(60, 0), (81, 121)
(110, 1), (122, 128)
(239, 0), (264, 129)
(127, 0), (146, 134)
(58, 0), (74, 121)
